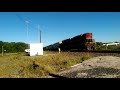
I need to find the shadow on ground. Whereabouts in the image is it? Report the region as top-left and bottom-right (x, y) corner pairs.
(59, 67), (120, 78)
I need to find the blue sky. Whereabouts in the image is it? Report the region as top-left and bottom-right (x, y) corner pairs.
(0, 12), (120, 47)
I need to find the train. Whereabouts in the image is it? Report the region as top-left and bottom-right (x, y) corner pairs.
(44, 32), (96, 51)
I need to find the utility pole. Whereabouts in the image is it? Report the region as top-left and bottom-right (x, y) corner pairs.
(26, 21), (29, 49)
(2, 46), (3, 56)
(40, 30), (41, 43)
(38, 25), (41, 43)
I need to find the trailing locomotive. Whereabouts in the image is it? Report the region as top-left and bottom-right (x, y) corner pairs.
(44, 33), (96, 51)
(44, 42), (60, 51)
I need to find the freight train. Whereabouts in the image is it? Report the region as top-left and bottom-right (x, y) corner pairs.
(44, 33), (96, 51)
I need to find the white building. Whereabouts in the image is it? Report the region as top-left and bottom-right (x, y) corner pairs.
(30, 43), (43, 56)
(25, 43), (43, 56)
(102, 42), (120, 46)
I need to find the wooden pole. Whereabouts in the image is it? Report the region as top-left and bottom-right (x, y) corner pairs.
(2, 46), (3, 56)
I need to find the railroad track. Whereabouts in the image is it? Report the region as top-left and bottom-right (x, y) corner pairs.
(45, 50), (120, 57)
(69, 50), (120, 53)
(61, 50), (120, 57)
(70, 50), (120, 57)
(48, 50), (120, 53)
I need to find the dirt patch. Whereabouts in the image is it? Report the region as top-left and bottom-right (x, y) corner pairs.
(57, 56), (120, 78)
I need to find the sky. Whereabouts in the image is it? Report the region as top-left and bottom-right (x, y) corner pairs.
(0, 12), (120, 47)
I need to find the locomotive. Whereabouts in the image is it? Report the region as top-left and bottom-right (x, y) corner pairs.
(44, 33), (96, 51)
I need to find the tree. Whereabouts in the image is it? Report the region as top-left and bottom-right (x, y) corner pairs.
(0, 41), (3, 53)
(0, 41), (28, 53)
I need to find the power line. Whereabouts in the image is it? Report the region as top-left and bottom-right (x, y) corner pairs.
(15, 13), (42, 44)
(16, 13), (26, 23)
(15, 13), (37, 30)
(15, 13), (30, 48)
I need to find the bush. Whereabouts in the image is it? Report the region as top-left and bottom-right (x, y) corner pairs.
(81, 56), (90, 62)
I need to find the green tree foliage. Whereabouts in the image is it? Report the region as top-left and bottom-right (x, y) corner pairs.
(0, 41), (28, 53)
(95, 42), (104, 50)
(0, 41), (3, 53)
(107, 45), (120, 51)
(96, 42), (103, 46)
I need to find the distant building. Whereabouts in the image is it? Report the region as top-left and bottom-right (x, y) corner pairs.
(102, 42), (120, 46)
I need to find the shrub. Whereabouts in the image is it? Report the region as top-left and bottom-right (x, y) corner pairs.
(81, 56), (90, 62)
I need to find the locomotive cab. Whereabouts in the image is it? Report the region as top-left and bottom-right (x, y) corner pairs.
(85, 39), (96, 50)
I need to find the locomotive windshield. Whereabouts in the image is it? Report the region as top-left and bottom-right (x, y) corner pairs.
(86, 39), (92, 42)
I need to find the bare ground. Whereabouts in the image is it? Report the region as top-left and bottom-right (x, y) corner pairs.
(57, 56), (120, 78)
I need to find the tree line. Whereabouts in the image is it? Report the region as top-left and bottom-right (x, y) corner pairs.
(0, 41), (28, 53)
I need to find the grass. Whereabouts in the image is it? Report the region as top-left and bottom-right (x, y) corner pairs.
(0, 51), (91, 78)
